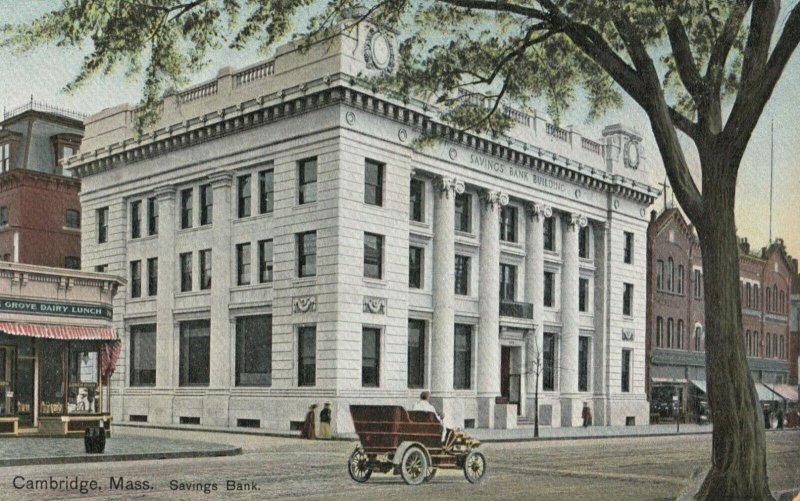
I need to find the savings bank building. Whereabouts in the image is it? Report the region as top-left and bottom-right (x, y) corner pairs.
(67, 19), (658, 432)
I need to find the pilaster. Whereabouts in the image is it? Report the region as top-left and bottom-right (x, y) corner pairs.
(524, 202), (550, 406)
(560, 212), (587, 426)
(208, 172), (233, 391)
(154, 185), (176, 391)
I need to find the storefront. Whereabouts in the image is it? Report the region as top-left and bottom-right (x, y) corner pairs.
(0, 263), (122, 436)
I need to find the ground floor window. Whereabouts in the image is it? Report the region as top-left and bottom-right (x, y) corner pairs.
(236, 315), (272, 386)
(68, 342), (99, 414)
(542, 333), (556, 391)
(179, 320), (210, 386)
(0, 346), (13, 415)
(362, 327), (380, 387)
(621, 349), (631, 393)
(454, 324), (472, 389)
(578, 336), (590, 392)
(407, 319), (425, 389)
(298, 326), (316, 386)
(40, 342), (66, 415)
(130, 324), (157, 386)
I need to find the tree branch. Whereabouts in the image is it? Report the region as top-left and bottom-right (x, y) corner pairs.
(436, 0), (547, 20)
(669, 106), (701, 141)
(659, 5), (706, 102)
(740, 0), (779, 89)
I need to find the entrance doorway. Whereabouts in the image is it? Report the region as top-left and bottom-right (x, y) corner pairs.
(500, 346), (521, 415)
(16, 357), (35, 427)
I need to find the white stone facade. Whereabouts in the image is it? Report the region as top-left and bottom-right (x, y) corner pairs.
(69, 20), (656, 432)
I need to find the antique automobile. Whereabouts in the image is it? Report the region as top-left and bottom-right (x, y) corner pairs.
(347, 405), (487, 485)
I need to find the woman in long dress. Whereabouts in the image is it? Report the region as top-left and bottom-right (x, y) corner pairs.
(319, 402), (332, 439)
(301, 404), (317, 439)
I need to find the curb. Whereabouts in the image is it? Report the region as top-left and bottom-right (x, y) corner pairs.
(0, 446), (242, 468)
(115, 422), (358, 441)
(476, 427), (797, 443)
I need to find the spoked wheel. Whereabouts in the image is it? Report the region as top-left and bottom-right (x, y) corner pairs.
(400, 446), (428, 486)
(347, 446), (372, 483)
(424, 467), (437, 483)
(463, 450), (487, 484)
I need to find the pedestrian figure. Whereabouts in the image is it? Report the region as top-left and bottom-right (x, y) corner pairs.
(581, 402), (592, 427)
(302, 404), (317, 439)
(319, 402), (333, 439)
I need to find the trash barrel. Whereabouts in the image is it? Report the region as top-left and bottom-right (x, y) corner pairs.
(84, 426), (106, 454)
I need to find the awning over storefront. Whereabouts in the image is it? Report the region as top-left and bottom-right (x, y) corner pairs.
(755, 383), (783, 402)
(764, 384), (798, 403)
(689, 379), (707, 393)
(0, 322), (115, 340)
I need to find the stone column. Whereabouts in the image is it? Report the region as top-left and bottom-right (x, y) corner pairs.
(524, 202), (550, 405)
(560, 212), (586, 426)
(152, 185), (176, 424)
(477, 189), (508, 428)
(430, 176), (463, 426)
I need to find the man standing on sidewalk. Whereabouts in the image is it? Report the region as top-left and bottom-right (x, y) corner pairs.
(582, 402), (592, 427)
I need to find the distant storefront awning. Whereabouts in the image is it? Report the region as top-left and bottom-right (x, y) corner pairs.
(764, 384), (798, 403)
(0, 322), (115, 341)
(690, 379), (707, 393)
(755, 383), (783, 402)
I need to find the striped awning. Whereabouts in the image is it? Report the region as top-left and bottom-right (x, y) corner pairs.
(0, 322), (116, 341)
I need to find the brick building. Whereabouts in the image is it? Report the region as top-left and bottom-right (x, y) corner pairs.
(0, 102), (84, 268)
(646, 208), (793, 421)
(790, 261), (800, 385)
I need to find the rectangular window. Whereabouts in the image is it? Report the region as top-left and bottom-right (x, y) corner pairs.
(364, 159), (384, 206)
(259, 169), (274, 214)
(147, 197), (158, 235)
(500, 263), (516, 301)
(409, 178), (424, 222)
(694, 270), (702, 299)
(454, 255), (470, 295)
(407, 319), (425, 389)
(64, 256), (81, 270)
(237, 175), (251, 218)
(94, 264), (108, 273)
(65, 209), (80, 229)
(297, 231), (317, 277)
(623, 283), (634, 316)
(97, 207), (108, 243)
(362, 327), (381, 387)
(180, 252), (192, 292)
(544, 271), (555, 307)
(0, 143), (10, 172)
(500, 206), (518, 242)
(578, 336), (590, 392)
(200, 249), (212, 290)
(657, 260), (664, 291)
(147, 257), (158, 296)
(298, 326), (316, 386)
(298, 158), (317, 204)
(130, 324), (156, 386)
(454, 324), (472, 389)
(542, 333), (556, 391)
(258, 239), (273, 283)
(364, 233), (383, 279)
(621, 349), (632, 392)
(67, 344), (99, 413)
(409, 246), (423, 289)
(200, 183), (213, 225)
(578, 226), (589, 258)
(179, 320), (210, 386)
(543, 217), (555, 251)
(130, 200), (142, 239)
(236, 315), (272, 386)
(180, 188), (193, 229)
(0, 207), (8, 226)
(624, 231), (634, 264)
(237, 243), (251, 286)
(579, 278), (589, 312)
(454, 193), (471, 232)
(130, 260), (141, 298)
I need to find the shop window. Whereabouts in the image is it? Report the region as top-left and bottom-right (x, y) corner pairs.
(39, 343), (66, 415)
(0, 347), (12, 416)
(235, 315), (272, 386)
(454, 324), (472, 389)
(200, 183), (213, 225)
(179, 320), (210, 386)
(130, 324), (156, 386)
(362, 327), (381, 387)
(407, 319), (425, 389)
(298, 157), (317, 204)
(65, 209), (80, 229)
(259, 168), (274, 214)
(298, 326), (316, 386)
(68, 343), (100, 414)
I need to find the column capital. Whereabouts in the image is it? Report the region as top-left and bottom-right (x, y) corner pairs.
(154, 185), (177, 201)
(208, 171), (233, 188)
(479, 189), (509, 209)
(434, 176), (465, 198)
(525, 201), (552, 220)
(563, 212), (588, 229)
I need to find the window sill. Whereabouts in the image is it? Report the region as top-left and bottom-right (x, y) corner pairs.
(455, 230), (476, 239)
(231, 282), (273, 292)
(233, 211), (274, 224)
(62, 226), (81, 233)
(128, 234), (157, 243)
(177, 225), (210, 235)
(363, 277), (386, 287)
(292, 276), (317, 286)
(127, 297), (156, 304)
(294, 201), (318, 210)
(409, 220), (429, 229)
(176, 290), (211, 298)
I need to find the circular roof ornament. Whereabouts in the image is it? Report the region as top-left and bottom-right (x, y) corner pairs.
(624, 139), (641, 169)
(364, 29), (395, 72)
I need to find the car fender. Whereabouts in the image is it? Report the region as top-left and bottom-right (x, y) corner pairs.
(393, 441), (432, 467)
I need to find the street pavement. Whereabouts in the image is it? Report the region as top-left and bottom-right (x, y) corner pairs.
(0, 427), (797, 500)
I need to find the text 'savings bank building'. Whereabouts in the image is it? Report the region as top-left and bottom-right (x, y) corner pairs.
(67, 18), (658, 432)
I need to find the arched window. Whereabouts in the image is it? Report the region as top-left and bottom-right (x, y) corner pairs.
(766, 333), (771, 358)
(746, 283), (752, 308)
(780, 335), (785, 359)
(766, 287), (771, 311)
(677, 265), (684, 295)
(746, 330), (751, 356)
(694, 326), (702, 351)
(677, 320), (684, 349)
(772, 334), (778, 359)
(780, 290), (785, 313)
(773, 285), (778, 311)
(754, 284), (759, 309)
(656, 317), (663, 347)
(753, 331), (759, 357)
(667, 318), (674, 348)
(666, 258), (674, 291)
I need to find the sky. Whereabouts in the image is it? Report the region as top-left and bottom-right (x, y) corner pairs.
(1, 2), (798, 261)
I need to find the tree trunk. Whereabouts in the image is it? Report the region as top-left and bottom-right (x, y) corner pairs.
(695, 167), (772, 500)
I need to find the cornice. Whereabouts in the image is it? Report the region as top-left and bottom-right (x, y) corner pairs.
(68, 78), (658, 206)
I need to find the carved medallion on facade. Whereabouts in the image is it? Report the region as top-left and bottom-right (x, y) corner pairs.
(622, 329), (635, 341)
(293, 295), (317, 313)
(363, 29), (396, 72)
(363, 296), (387, 314)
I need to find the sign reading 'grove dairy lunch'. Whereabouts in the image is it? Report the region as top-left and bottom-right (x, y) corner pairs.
(0, 298), (112, 319)
(468, 153), (567, 193)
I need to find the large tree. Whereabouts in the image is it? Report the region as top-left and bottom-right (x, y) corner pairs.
(5, 1), (799, 498)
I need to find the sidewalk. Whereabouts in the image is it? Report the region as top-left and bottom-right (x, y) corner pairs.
(0, 435), (241, 467)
